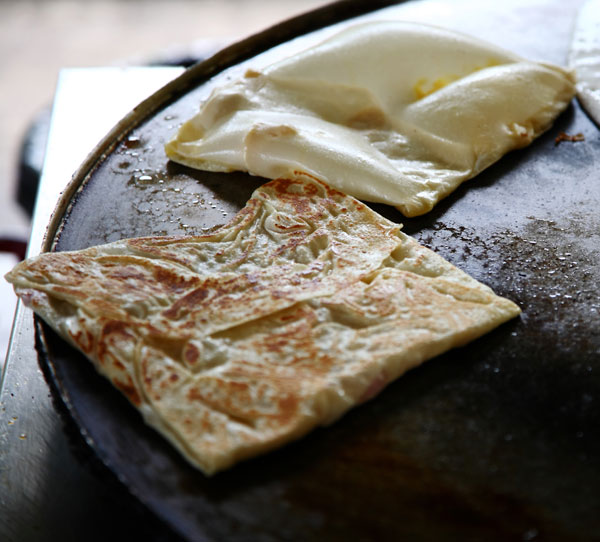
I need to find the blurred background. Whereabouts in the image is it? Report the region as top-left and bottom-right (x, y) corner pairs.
(0, 0), (330, 366)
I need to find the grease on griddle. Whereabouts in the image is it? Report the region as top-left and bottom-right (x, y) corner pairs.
(413, 216), (599, 359)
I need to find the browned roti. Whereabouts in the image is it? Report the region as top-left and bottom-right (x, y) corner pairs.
(5, 174), (520, 475)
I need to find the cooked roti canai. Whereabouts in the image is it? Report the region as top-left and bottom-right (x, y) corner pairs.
(165, 21), (575, 217)
(6, 175), (520, 475)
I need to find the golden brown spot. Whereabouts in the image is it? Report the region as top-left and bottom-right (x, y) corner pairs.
(96, 320), (134, 366)
(347, 107), (387, 129)
(162, 286), (210, 319)
(153, 267), (200, 294)
(184, 343), (200, 365)
(187, 381), (258, 428)
(163, 273), (264, 320)
(126, 239), (191, 267)
(187, 386), (204, 403)
(226, 380), (250, 393)
(280, 313), (300, 321)
(67, 323), (94, 355)
(107, 267), (148, 282)
(53, 286), (87, 299)
(112, 377), (141, 406)
(275, 394), (298, 425)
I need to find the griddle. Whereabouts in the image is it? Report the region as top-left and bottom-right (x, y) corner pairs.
(34, 1), (600, 540)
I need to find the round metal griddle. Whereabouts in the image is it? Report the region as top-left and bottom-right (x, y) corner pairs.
(35, 1), (600, 540)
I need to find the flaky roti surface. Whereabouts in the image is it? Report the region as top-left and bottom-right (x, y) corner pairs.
(6, 175), (520, 474)
(165, 21), (575, 217)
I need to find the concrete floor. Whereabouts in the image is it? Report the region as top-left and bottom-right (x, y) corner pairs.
(0, 0), (329, 365)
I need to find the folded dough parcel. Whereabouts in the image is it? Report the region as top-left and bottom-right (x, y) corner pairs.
(6, 175), (520, 474)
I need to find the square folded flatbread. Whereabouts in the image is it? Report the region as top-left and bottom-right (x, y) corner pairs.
(6, 174), (520, 474)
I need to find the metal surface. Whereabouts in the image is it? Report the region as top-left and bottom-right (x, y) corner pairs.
(3, 0), (600, 541)
(0, 67), (184, 542)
